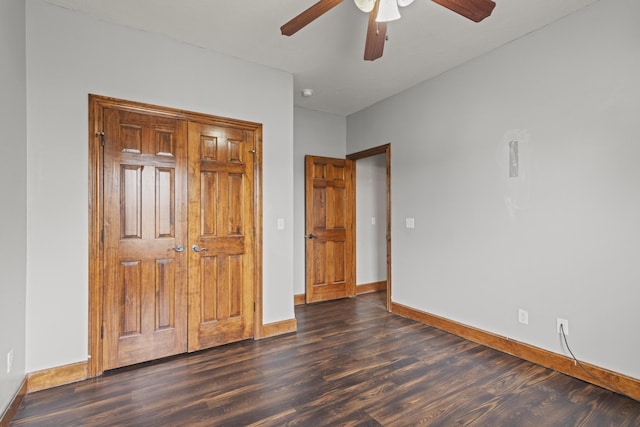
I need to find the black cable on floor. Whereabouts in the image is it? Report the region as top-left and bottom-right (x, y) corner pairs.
(559, 324), (638, 403)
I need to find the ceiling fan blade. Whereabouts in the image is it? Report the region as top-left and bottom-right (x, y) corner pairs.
(281, 0), (344, 36)
(364, 1), (387, 61)
(431, 0), (496, 23)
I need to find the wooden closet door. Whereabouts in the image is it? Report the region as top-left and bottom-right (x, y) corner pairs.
(102, 108), (188, 370)
(187, 122), (255, 351)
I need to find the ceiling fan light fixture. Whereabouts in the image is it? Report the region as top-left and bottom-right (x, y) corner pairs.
(353, 0), (375, 13)
(376, 0), (401, 22)
(397, 0), (414, 7)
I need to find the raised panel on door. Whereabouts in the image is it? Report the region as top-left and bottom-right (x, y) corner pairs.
(187, 121), (255, 352)
(305, 155), (355, 303)
(103, 108), (188, 370)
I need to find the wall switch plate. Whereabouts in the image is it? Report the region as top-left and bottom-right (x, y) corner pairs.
(7, 349), (13, 374)
(277, 218), (285, 230)
(518, 309), (528, 325)
(371, 217), (376, 225)
(557, 318), (569, 335)
(405, 218), (415, 229)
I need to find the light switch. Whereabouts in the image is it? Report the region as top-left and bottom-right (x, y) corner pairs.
(371, 217), (376, 225)
(277, 218), (285, 230)
(405, 218), (415, 229)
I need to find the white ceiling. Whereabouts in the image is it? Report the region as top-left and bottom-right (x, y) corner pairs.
(43, 0), (599, 116)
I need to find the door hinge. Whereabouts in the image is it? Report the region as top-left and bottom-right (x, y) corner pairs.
(100, 324), (104, 339)
(254, 302), (256, 312)
(98, 131), (105, 147)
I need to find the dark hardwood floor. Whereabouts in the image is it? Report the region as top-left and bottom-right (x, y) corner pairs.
(11, 292), (640, 426)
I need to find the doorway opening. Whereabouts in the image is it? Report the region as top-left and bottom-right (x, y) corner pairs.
(347, 144), (391, 311)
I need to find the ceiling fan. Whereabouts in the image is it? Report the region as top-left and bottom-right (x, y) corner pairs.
(281, 0), (496, 61)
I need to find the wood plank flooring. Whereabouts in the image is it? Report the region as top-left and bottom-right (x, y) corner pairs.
(11, 292), (640, 426)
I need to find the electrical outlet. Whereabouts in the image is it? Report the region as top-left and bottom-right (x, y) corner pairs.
(557, 318), (569, 335)
(7, 349), (13, 374)
(518, 309), (528, 325)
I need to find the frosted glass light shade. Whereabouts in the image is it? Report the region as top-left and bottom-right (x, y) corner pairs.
(354, 0), (375, 13)
(376, 0), (401, 22)
(397, 0), (414, 7)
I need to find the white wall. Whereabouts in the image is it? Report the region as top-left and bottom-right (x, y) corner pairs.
(293, 107), (346, 295)
(25, 0), (294, 372)
(347, 0), (640, 379)
(0, 0), (27, 415)
(355, 154), (387, 285)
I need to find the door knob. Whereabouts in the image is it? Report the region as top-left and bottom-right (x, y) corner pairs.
(305, 234), (316, 239)
(191, 244), (208, 253)
(167, 245), (184, 253)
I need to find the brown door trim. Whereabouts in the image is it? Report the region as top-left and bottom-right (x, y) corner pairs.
(346, 144), (391, 311)
(88, 94), (264, 376)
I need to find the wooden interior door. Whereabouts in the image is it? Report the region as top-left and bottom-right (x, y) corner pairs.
(102, 108), (188, 370)
(96, 97), (260, 373)
(187, 122), (255, 351)
(305, 155), (355, 303)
